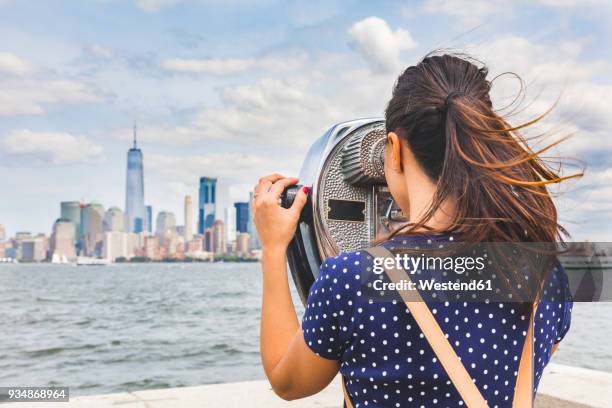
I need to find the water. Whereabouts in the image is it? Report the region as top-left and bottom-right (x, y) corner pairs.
(0, 263), (609, 396)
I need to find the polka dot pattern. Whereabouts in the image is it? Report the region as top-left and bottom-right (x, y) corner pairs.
(301, 235), (572, 408)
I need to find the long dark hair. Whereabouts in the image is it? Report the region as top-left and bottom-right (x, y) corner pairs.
(385, 53), (581, 244)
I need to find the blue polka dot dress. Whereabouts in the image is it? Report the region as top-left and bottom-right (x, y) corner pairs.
(301, 234), (572, 408)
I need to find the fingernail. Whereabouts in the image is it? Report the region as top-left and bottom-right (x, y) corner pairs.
(303, 186), (309, 194)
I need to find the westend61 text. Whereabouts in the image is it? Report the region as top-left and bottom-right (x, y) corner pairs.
(373, 279), (493, 292)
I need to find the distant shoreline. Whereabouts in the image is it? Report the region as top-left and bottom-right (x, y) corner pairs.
(5, 258), (260, 265)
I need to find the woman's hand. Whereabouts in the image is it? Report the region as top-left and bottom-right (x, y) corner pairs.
(252, 173), (309, 252)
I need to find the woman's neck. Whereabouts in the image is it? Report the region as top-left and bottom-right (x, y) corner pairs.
(405, 178), (456, 232)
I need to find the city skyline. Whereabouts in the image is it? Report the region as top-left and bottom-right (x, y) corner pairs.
(0, 133), (241, 241)
(0, 128), (257, 263)
(0, 1), (610, 240)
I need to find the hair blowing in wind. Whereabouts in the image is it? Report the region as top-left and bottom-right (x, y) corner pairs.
(385, 53), (582, 244)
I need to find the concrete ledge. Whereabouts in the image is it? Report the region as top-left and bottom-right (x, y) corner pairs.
(8, 364), (611, 407)
(536, 363), (612, 408)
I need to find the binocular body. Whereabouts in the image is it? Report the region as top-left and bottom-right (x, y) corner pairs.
(281, 118), (407, 304)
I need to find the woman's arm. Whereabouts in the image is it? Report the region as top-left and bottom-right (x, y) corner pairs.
(254, 174), (339, 400)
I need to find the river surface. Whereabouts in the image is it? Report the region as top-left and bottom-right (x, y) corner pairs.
(0, 263), (609, 396)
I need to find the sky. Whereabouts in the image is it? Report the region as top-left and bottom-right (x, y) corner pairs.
(0, 0), (610, 240)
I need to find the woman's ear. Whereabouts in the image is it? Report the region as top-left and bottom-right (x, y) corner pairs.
(387, 132), (403, 173)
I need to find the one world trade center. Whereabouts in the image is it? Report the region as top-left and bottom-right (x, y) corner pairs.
(125, 123), (146, 233)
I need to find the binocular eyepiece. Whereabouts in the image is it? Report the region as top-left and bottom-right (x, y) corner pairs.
(280, 185), (304, 209)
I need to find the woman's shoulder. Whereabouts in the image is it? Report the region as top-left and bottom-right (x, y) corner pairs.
(316, 250), (369, 285)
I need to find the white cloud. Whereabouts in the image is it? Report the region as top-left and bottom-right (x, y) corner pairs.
(135, 0), (181, 12)
(421, 0), (513, 26)
(472, 36), (606, 85)
(159, 53), (308, 76)
(556, 166), (612, 240)
(538, 0), (612, 8)
(112, 125), (205, 145)
(89, 45), (114, 59)
(348, 17), (417, 73)
(149, 51), (395, 148)
(148, 152), (274, 184)
(1, 129), (104, 165)
(145, 151), (300, 213)
(119, 53), (395, 152)
(0, 79), (103, 116)
(467, 35), (612, 157)
(0, 52), (34, 76)
(421, 0), (611, 26)
(192, 77), (346, 148)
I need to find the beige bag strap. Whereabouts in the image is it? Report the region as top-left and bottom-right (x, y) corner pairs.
(341, 246), (535, 408)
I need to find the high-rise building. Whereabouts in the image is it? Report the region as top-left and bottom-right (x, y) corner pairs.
(156, 211), (177, 236)
(184, 195), (193, 241)
(61, 201), (82, 250)
(144, 235), (160, 260)
(145, 205), (152, 233)
(104, 207), (125, 232)
(186, 234), (204, 254)
(234, 202), (249, 233)
(125, 124), (146, 233)
(247, 192), (260, 250)
(204, 228), (213, 252)
(21, 238), (46, 262)
(198, 177), (216, 234)
(51, 219), (76, 261)
(103, 231), (129, 261)
(126, 232), (139, 259)
(0, 224), (5, 241)
(212, 220), (225, 254)
(60, 201), (81, 229)
(82, 201), (104, 256)
(236, 232), (250, 256)
(224, 206), (236, 243)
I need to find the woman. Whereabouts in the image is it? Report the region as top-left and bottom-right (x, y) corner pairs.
(253, 54), (575, 407)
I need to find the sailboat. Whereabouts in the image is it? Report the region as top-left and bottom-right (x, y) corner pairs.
(51, 253), (70, 264)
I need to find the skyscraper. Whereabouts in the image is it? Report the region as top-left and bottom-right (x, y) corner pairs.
(61, 201), (82, 247)
(184, 195), (193, 241)
(51, 219), (76, 261)
(82, 202), (104, 256)
(224, 206), (236, 243)
(104, 207), (125, 232)
(204, 228), (213, 252)
(156, 211), (177, 236)
(145, 205), (152, 233)
(198, 177), (217, 234)
(234, 202), (249, 233)
(103, 231), (129, 262)
(125, 123), (146, 233)
(212, 219), (225, 254)
(236, 232), (250, 256)
(60, 201), (81, 229)
(247, 192), (260, 250)
(21, 238), (46, 262)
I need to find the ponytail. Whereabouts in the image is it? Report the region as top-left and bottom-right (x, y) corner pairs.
(385, 53), (582, 244)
